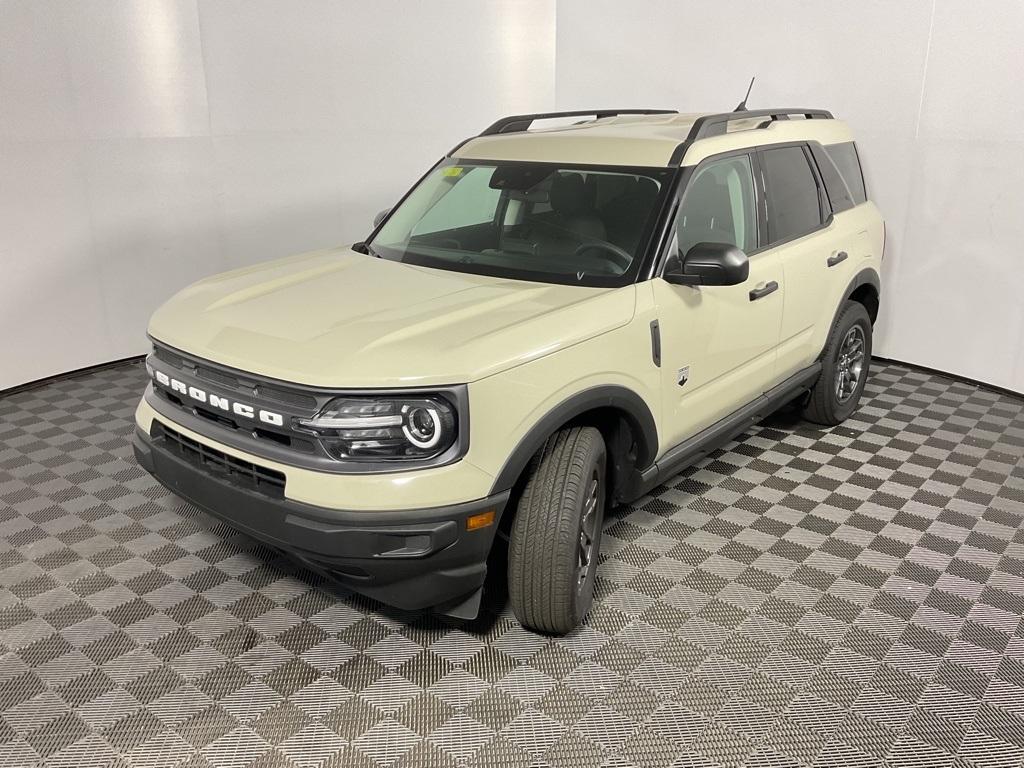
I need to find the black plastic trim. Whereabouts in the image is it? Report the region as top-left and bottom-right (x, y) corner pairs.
(749, 281), (779, 301)
(668, 107), (833, 167)
(650, 320), (661, 367)
(480, 109), (677, 136)
(635, 166), (686, 281)
(490, 386), (658, 494)
(134, 427), (509, 614)
(828, 268), (882, 338)
(637, 362), (822, 495)
(667, 142), (690, 168)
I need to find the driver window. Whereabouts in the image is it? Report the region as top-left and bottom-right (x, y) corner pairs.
(677, 155), (757, 257)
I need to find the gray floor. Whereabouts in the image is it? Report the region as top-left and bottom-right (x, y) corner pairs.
(2, 361), (1023, 768)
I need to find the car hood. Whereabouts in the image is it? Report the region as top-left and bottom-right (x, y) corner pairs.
(148, 247), (636, 388)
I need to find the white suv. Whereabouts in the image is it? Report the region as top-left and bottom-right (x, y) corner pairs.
(134, 108), (884, 633)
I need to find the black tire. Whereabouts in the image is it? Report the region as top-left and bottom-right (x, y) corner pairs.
(804, 300), (872, 426)
(508, 426), (606, 634)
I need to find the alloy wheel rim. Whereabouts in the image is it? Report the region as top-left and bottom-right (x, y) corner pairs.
(835, 325), (865, 403)
(577, 470), (600, 590)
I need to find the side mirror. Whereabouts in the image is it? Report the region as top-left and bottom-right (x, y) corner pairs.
(373, 208), (391, 228)
(663, 242), (750, 287)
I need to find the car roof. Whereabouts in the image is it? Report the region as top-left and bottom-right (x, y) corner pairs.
(453, 110), (856, 169)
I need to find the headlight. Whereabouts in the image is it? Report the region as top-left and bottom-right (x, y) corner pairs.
(297, 396), (458, 461)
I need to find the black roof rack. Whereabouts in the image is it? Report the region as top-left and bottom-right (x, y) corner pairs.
(480, 109), (678, 136)
(450, 107), (834, 162)
(686, 108), (832, 141)
(667, 108), (833, 165)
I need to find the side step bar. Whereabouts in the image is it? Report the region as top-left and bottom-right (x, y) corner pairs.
(637, 362), (822, 497)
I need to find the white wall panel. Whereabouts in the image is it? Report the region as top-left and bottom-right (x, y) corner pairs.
(198, 0), (553, 138)
(211, 134), (381, 268)
(555, 0), (1024, 393)
(0, 0), (556, 390)
(59, 0), (210, 139)
(554, 0), (934, 366)
(878, 0), (1024, 391)
(916, 0), (1023, 143)
(0, 2), (78, 141)
(0, 142), (114, 385)
(199, 1), (371, 136)
(83, 138), (226, 352)
(554, 0), (933, 133)
(3, 0), (1021, 393)
(888, 141), (1024, 389)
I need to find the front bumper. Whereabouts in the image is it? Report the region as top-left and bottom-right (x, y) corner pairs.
(133, 426), (508, 616)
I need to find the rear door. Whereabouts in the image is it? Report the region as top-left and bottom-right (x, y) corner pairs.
(757, 143), (855, 377)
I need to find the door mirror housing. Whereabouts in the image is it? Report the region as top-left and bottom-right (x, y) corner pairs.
(373, 208), (391, 228)
(663, 242), (750, 287)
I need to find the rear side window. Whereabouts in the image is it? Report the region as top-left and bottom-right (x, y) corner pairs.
(761, 145), (823, 244)
(809, 144), (855, 214)
(825, 142), (867, 204)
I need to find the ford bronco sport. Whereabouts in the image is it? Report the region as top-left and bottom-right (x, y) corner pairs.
(134, 107), (883, 634)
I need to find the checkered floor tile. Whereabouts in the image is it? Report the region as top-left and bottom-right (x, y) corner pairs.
(2, 361), (1023, 768)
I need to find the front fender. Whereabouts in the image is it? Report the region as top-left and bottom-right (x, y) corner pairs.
(489, 385), (658, 494)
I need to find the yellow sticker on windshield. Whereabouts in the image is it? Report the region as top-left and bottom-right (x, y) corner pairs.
(442, 166), (465, 177)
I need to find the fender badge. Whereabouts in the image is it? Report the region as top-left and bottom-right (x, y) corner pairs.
(678, 366), (690, 387)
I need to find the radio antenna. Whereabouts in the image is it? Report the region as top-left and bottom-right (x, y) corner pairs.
(734, 76), (756, 112)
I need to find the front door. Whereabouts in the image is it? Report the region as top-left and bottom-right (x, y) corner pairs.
(653, 152), (784, 450)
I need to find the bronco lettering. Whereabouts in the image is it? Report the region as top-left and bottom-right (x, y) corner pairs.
(151, 369), (284, 427)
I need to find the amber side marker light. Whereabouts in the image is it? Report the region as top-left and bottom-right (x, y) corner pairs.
(466, 510), (496, 531)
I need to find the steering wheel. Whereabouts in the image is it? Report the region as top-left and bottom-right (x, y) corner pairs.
(574, 241), (632, 273)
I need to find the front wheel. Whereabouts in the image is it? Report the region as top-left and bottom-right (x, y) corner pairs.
(508, 426), (606, 634)
(804, 300), (872, 425)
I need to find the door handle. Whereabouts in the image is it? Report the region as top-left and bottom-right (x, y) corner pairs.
(749, 281), (779, 301)
(827, 251), (848, 267)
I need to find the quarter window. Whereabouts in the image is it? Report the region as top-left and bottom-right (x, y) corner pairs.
(677, 154), (757, 257)
(825, 141), (867, 204)
(761, 145), (823, 244)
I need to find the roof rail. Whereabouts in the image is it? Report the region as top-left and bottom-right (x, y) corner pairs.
(686, 108), (832, 142)
(480, 109), (678, 136)
(666, 108), (833, 165)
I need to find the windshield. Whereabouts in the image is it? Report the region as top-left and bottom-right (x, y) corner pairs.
(369, 160), (673, 287)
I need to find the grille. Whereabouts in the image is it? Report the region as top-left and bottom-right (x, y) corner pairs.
(153, 422), (286, 497)
(152, 343), (319, 410)
(259, 384), (318, 409)
(194, 365), (239, 388)
(154, 345), (185, 369)
(154, 387), (318, 454)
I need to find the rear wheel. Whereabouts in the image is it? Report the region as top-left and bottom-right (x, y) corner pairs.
(804, 300), (872, 425)
(508, 426), (606, 634)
